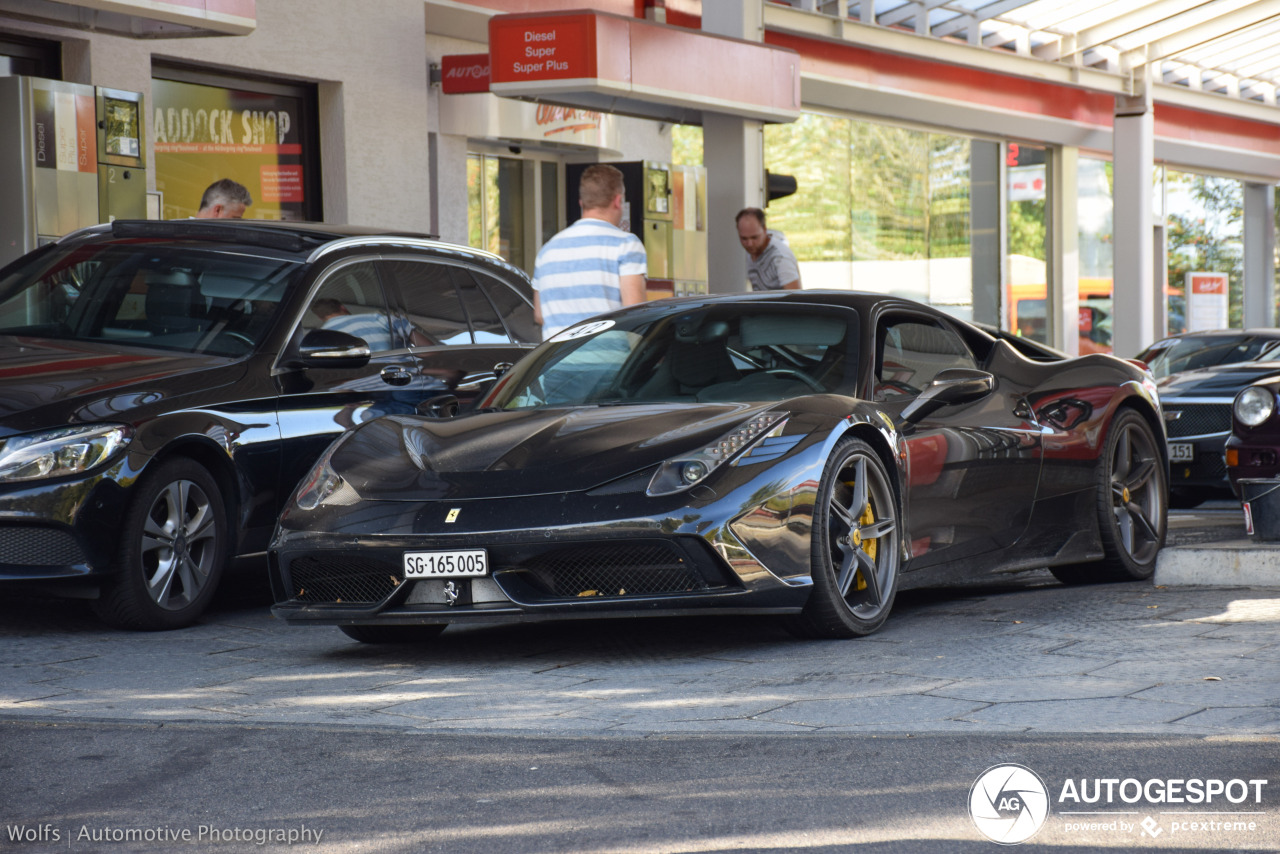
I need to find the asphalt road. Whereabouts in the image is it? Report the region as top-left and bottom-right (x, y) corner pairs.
(3, 722), (1278, 853)
(3, 503), (1278, 852)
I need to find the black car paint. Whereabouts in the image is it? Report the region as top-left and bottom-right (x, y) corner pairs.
(269, 292), (1165, 634)
(1225, 375), (1280, 490)
(1157, 361), (1280, 497)
(0, 221), (536, 612)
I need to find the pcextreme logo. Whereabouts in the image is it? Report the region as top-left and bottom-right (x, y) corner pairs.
(969, 764), (1051, 844)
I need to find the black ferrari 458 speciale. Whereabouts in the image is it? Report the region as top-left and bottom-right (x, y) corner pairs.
(269, 291), (1167, 642)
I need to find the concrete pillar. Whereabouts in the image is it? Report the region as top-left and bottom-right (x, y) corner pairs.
(702, 3), (765, 294)
(1244, 182), (1277, 328)
(1048, 146), (1079, 355)
(969, 140), (1002, 327)
(1112, 92), (1156, 358)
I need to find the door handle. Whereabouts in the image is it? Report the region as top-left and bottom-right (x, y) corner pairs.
(380, 366), (412, 387)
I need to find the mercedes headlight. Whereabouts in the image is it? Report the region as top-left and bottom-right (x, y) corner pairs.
(647, 412), (789, 496)
(1235, 386), (1276, 428)
(0, 424), (132, 483)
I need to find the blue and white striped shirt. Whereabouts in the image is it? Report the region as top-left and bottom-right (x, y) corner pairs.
(532, 217), (647, 339)
(321, 312), (411, 352)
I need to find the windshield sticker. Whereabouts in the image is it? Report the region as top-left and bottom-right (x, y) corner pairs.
(550, 319), (615, 342)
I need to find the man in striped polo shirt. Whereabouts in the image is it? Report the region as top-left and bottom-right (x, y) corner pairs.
(532, 164), (647, 339)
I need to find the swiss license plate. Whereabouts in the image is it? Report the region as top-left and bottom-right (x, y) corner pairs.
(1169, 442), (1196, 462)
(403, 549), (488, 578)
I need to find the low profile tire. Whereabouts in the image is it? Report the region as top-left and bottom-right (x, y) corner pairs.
(788, 437), (901, 639)
(1050, 408), (1167, 586)
(93, 458), (229, 630)
(339, 624), (447, 644)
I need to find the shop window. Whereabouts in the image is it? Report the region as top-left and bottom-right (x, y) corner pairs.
(467, 154), (526, 271)
(1164, 169), (1244, 331)
(151, 67), (320, 221)
(467, 153), (563, 276)
(1006, 143), (1049, 344)
(0, 35), (60, 78)
(761, 112), (973, 316)
(540, 161), (559, 247)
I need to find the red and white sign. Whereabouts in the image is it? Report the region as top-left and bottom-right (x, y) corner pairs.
(1186, 271), (1229, 332)
(489, 14), (597, 85)
(1189, 272), (1228, 295)
(441, 54), (491, 95)
(1008, 165), (1045, 201)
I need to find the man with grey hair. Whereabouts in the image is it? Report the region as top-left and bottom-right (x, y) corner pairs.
(196, 178), (252, 219)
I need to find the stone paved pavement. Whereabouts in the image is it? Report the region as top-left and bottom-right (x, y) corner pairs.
(4, 573), (1278, 736)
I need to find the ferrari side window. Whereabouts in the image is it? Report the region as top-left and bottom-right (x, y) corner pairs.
(876, 318), (977, 401)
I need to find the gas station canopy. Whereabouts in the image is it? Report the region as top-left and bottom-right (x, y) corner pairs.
(788, 0), (1280, 106)
(0, 0), (255, 38)
(488, 10), (802, 125)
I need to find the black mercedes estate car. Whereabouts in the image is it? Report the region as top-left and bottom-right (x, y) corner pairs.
(0, 219), (537, 629)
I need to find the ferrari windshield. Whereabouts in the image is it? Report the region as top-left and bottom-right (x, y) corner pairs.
(489, 304), (857, 409)
(0, 241), (304, 357)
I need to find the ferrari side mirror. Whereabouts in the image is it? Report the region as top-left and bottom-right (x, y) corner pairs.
(900, 368), (995, 423)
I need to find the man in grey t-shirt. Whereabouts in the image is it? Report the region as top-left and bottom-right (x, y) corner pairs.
(736, 207), (801, 291)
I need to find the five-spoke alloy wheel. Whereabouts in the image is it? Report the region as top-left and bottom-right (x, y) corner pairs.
(1052, 408), (1167, 584)
(791, 437), (901, 638)
(94, 457), (229, 630)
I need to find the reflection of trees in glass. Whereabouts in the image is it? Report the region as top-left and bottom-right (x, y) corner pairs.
(928, 135), (971, 259)
(466, 155), (483, 250)
(464, 154), (506, 259)
(1166, 171), (1243, 327)
(766, 113), (852, 260)
(762, 113), (970, 264)
(672, 125), (703, 167)
(1077, 159), (1113, 279)
(1009, 199), (1046, 261)
(484, 158), (501, 257)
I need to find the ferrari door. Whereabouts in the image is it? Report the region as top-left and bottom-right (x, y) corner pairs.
(874, 313), (1043, 568)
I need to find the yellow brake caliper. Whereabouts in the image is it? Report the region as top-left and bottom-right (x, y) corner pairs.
(844, 480), (875, 591)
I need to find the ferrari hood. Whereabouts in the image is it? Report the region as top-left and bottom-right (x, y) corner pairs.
(330, 402), (777, 500)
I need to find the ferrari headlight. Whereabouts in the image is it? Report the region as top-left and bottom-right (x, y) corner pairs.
(292, 438), (360, 510)
(1235, 386), (1276, 428)
(0, 424), (131, 483)
(647, 412), (789, 496)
